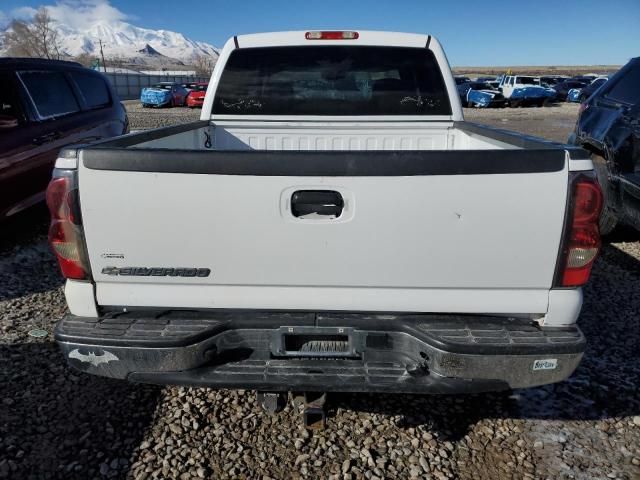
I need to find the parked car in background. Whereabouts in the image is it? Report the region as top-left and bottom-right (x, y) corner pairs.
(454, 76), (470, 85)
(552, 80), (589, 102)
(539, 75), (567, 87)
(465, 81), (507, 108)
(569, 57), (640, 233)
(577, 77), (608, 102)
(186, 83), (208, 108)
(182, 82), (200, 92)
(0, 58), (128, 220)
(567, 78), (608, 103)
(572, 75), (598, 84)
(140, 82), (188, 108)
(499, 75), (555, 106)
(567, 88), (583, 103)
(456, 80), (472, 106)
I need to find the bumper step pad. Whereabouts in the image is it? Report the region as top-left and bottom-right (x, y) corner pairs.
(55, 311), (585, 393)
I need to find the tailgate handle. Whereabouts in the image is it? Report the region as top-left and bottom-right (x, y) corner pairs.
(291, 190), (344, 218)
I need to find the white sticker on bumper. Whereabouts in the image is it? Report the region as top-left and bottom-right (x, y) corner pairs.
(532, 358), (558, 371)
(69, 349), (119, 367)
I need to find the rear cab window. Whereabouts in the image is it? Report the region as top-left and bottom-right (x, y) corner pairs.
(71, 72), (111, 109)
(18, 70), (79, 119)
(603, 62), (640, 106)
(213, 46), (452, 116)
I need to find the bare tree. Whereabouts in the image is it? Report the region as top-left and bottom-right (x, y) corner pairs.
(74, 52), (96, 67)
(193, 54), (216, 77)
(4, 7), (63, 60)
(107, 54), (129, 70)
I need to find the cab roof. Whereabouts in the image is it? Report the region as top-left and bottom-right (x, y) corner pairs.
(0, 57), (83, 69)
(233, 30), (432, 49)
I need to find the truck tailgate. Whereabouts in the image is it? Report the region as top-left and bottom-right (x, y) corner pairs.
(78, 149), (568, 313)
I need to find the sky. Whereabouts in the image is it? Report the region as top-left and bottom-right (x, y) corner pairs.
(1, 0), (639, 66)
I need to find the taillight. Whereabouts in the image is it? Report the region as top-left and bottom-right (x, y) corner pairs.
(556, 175), (603, 287)
(578, 102), (589, 114)
(46, 173), (90, 280)
(305, 31), (359, 40)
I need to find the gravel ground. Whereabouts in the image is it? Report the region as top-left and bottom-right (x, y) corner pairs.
(464, 102), (581, 143)
(1, 104), (639, 480)
(123, 101), (201, 130)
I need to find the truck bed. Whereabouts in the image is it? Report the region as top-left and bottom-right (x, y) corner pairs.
(108, 120), (521, 151)
(61, 120), (590, 319)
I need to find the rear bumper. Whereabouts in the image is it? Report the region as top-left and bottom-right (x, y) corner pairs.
(54, 311), (585, 394)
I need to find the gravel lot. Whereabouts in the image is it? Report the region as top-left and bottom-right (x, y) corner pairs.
(124, 100), (201, 130)
(1, 103), (639, 480)
(464, 102), (581, 143)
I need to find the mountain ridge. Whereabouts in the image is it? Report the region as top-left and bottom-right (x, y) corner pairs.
(0, 17), (219, 67)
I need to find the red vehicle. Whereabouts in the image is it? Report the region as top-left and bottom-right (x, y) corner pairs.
(186, 83), (208, 108)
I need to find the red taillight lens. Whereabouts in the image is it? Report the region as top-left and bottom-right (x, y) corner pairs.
(559, 177), (603, 287)
(305, 31), (359, 40)
(46, 174), (89, 280)
(572, 180), (602, 224)
(46, 177), (69, 219)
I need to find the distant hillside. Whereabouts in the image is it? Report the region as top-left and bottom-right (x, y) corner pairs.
(452, 65), (620, 76)
(0, 17), (219, 69)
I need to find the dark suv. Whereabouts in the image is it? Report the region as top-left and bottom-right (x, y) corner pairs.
(0, 59), (128, 220)
(569, 57), (640, 233)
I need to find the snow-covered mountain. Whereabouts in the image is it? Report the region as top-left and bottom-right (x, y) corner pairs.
(1, 18), (218, 66)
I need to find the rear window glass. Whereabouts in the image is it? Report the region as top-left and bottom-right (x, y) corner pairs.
(71, 72), (111, 109)
(19, 71), (79, 118)
(604, 63), (640, 105)
(213, 46), (452, 116)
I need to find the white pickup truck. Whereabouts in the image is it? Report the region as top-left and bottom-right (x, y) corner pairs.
(498, 75), (555, 107)
(50, 31), (602, 410)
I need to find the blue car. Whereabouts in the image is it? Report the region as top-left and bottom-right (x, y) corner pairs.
(465, 82), (507, 108)
(567, 77), (609, 103)
(456, 81), (472, 106)
(141, 82), (188, 108)
(567, 88), (582, 103)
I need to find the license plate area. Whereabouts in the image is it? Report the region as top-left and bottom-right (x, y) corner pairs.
(271, 327), (359, 358)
